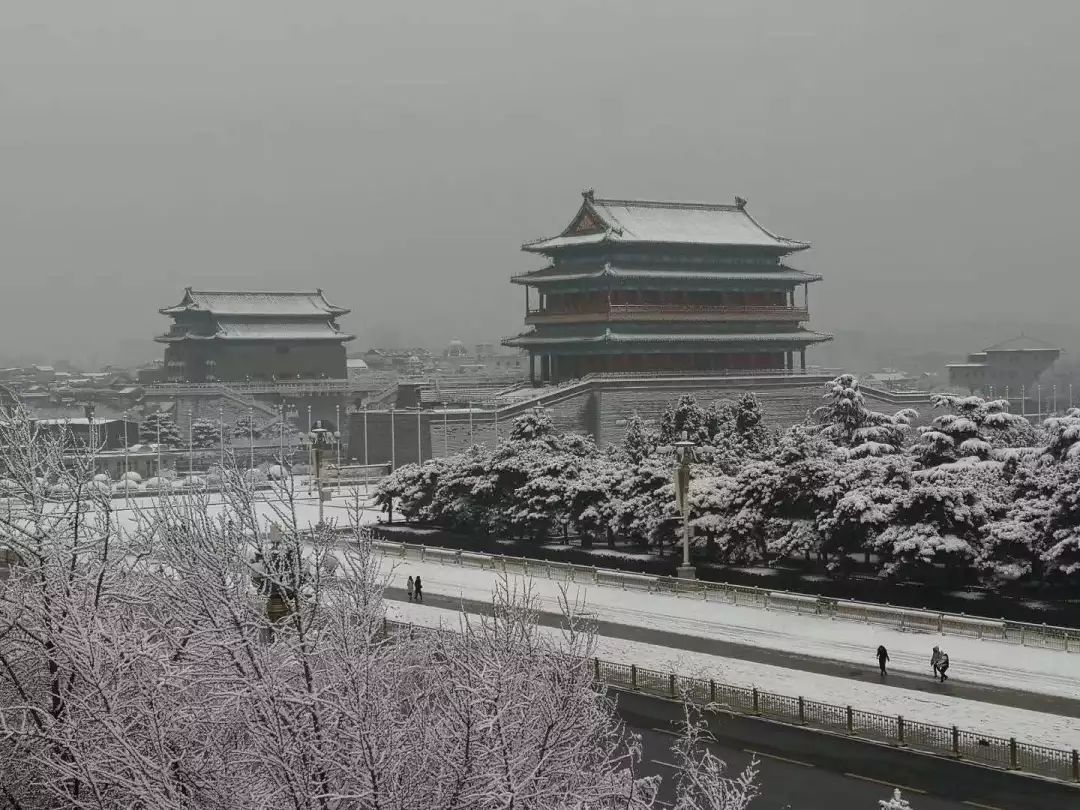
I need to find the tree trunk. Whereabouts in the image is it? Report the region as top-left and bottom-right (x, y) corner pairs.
(606, 527), (615, 549)
(580, 533), (593, 549)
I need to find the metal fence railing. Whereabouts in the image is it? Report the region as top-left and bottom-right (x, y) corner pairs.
(372, 539), (1080, 654)
(380, 617), (1080, 784)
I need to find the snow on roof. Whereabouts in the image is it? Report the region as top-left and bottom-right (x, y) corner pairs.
(982, 335), (1061, 353)
(160, 288), (349, 317)
(158, 319), (354, 342)
(346, 358), (369, 369)
(33, 418), (131, 426)
(511, 264), (821, 285)
(214, 319), (354, 341)
(523, 193), (809, 254)
(504, 329), (832, 347)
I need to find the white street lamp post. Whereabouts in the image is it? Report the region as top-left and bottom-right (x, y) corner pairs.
(306, 421), (339, 526)
(363, 404), (369, 493)
(390, 406), (396, 471)
(123, 416), (130, 505)
(673, 431), (698, 579)
(219, 405), (225, 474)
(335, 403), (342, 492)
(188, 410), (194, 475)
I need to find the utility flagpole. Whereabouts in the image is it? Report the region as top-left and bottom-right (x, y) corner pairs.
(219, 405), (225, 474)
(123, 417), (130, 505)
(188, 409), (194, 476)
(335, 403), (342, 492)
(363, 404), (369, 493)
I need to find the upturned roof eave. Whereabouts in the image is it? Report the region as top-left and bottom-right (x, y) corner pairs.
(521, 237), (810, 255)
(158, 289), (350, 318)
(510, 267), (823, 285)
(155, 332), (356, 343)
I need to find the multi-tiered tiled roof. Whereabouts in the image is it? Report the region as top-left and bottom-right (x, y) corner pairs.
(504, 191), (831, 382)
(156, 289), (354, 343)
(521, 192), (810, 254)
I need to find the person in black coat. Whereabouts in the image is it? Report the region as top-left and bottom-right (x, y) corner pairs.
(876, 645), (890, 676)
(413, 575), (423, 602)
(937, 651), (950, 682)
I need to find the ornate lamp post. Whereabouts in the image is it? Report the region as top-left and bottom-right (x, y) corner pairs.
(673, 431), (698, 579)
(304, 420), (340, 525)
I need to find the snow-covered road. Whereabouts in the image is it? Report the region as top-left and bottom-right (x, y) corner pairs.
(386, 595), (1080, 751)
(376, 555), (1080, 701)
(374, 553), (1080, 750)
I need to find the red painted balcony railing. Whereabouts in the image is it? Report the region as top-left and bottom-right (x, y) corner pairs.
(525, 304), (808, 324)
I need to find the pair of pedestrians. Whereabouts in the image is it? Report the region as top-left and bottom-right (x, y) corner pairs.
(406, 575), (423, 602)
(875, 645), (951, 682)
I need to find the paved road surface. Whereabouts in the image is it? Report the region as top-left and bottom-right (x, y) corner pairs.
(617, 690), (1080, 810)
(385, 586), (1080, 718)
(632, 725), (967, 809)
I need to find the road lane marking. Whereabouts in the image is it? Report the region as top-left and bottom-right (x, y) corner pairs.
(843, 773), (927, 794)
(744, 749), (814, 768)
(650, 727), (679, 737)
(963, 802), (1003, 810)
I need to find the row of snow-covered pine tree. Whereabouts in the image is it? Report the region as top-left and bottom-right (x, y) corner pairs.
(376, 374), (1080, 588)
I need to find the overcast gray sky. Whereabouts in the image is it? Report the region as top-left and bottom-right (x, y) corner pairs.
(2, 0), (1078, 368)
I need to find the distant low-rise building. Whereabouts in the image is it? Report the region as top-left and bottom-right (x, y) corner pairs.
(947, 335), (1061, 395)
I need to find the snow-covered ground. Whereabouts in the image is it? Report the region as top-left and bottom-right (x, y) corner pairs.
(385, 598), (1080, 751)
(5, 485), (390, 537)
(377, 556), (1080, 702)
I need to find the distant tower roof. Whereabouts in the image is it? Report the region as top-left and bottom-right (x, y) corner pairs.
(159, 288), (349, 317)
(156, 288), (354, 344)
(522, 192), (809, 255)
(982, 334), (1061, 352)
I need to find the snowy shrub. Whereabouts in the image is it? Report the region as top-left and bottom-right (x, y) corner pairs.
(190, 417), (228, 449)
(814, 374), (917, 458)
(914, 394), (1030, 467)
(138, 410), (181, 446)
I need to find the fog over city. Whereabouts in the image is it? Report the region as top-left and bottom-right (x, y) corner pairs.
(2, 0), (1079, 368)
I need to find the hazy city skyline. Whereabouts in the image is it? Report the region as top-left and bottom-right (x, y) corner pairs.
(3, 1), (1079, 368)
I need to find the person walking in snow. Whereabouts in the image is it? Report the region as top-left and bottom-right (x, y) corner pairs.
(413, 575), (423, 602)
(406, 575), (415, 602)
(937, 650), (950, 682)
(930, 645), (943, 678)
(876, 645), (890, 676)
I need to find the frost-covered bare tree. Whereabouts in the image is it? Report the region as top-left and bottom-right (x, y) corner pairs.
(0, 404), (756, 809)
